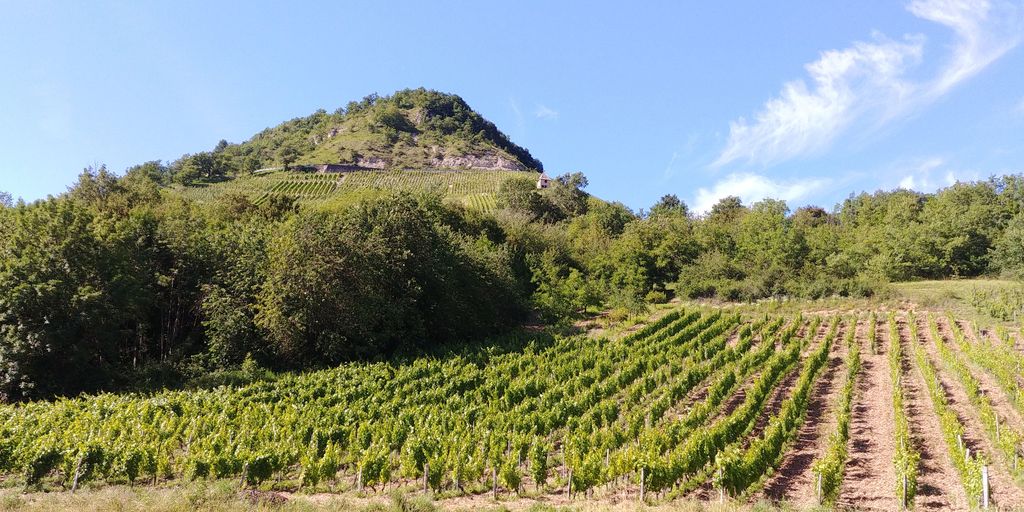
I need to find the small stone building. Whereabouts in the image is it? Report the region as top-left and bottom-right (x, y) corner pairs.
(536, 173), (551, 189)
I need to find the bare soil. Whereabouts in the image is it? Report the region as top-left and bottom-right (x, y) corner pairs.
(946, 317), (1024, 431)
(837, 315), (899, 510)
(759, 319), (848, 507)
(919, 316), (1024, 508)
(898, 316), (969, 510)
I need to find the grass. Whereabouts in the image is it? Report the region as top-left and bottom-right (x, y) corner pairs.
(687, 278), (1024, 331)
(0, 482), (804, 512)
(890, 278), (1024, 327)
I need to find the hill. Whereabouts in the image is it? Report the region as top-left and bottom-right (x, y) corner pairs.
(170, 88), (544, 210)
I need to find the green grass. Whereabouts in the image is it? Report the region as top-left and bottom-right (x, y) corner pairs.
(171, 169), (530, 212)
(890, 278), (1024, 326)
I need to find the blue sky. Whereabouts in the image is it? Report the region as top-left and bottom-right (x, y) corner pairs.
(1, 1), (1023, 213)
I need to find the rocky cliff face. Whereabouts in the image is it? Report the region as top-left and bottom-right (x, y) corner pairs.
(430, 152), (526, 171)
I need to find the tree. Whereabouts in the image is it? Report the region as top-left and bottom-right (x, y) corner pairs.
(277, 145), (299, 171)
(992, 213), (1024, 278)
(497, 176), (557, 222)
(0, 200), (129, 400)
(708, 196), (744, 221)
(257, 194), (524, 366)
(548, 172), (590, 218)
(0, 191), (11, 208)
(528, 250), (600, 321)
(650, 194), (689, 218)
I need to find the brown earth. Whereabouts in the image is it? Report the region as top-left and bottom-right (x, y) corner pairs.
(759, 319), (849, 507)
(838, 314), (900, 510)
(898, 316), (969, 510)
(919, 316), (1024, 508)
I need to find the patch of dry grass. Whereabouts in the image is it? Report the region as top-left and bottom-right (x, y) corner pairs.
(0, 483), (808, 512)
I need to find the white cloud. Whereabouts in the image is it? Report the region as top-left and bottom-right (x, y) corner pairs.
(534, 105), (559, 120)
(714, 0), (1022, 168)
(713, 36), (922, 167)
(909, 0), (1022, 98)
(663, 151), (680, 179)
(893, 155), (978, 191)
(693, 173), (830, 214)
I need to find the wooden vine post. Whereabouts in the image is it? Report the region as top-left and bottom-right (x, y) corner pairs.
(639, 467), (645, 502)
(816, 472), (822, 504)
(982, 465), (989, 510)
(902, 472), (908, 510)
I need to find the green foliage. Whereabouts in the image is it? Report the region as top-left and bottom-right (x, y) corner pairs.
(934, 314), (1024, 480)
(257, 194), (525, 365)
(717, 317), (839, 496)
(528, 439), (549, 489)
(191, 88), (541, 178)
(528, 250), (601, 322)
(992, 213), (1024, 277)
(499, 459), (521, 493)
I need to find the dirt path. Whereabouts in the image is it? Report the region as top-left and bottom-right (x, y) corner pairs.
(898, 316), (970, 511)
(920, 316), (1024, 508)
(759, 319), (849, 507)
(837, 314), (899, 510)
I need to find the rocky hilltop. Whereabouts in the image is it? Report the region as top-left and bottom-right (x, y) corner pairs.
(216, 88), (542, 173)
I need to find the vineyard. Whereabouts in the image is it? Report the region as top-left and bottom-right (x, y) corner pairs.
(4, 307), (1024, 511)
(171, 169), (533, 212)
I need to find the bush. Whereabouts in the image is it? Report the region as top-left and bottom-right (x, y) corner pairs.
(644, 290), (668, 304)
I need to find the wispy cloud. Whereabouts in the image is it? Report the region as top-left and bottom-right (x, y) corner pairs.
(508, 98), (525, 139)
(692, 173), (830, 214)
(713, 0), (1023, 168)
(891, 155), (978, 191)
(663, 152), (680, 180)
(713, 36), (922, 167)
(534, 104), (559, 120)
(909, 0), (1023, 98)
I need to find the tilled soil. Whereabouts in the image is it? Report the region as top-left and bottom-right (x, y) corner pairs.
(759, 320), (849, 507)
(898, 316), (970, 511)
(837, 315), (899, 510)
(945, 318), (1024, 432)
(660, 323), (782, 423)
(918, 316), (1024, 509)
(685, 319), (830, 500)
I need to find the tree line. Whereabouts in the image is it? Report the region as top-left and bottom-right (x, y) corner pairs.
(1, 167), (1024, 401)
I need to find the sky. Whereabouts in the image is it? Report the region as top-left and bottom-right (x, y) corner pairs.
(1, 0), (1023, 213)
